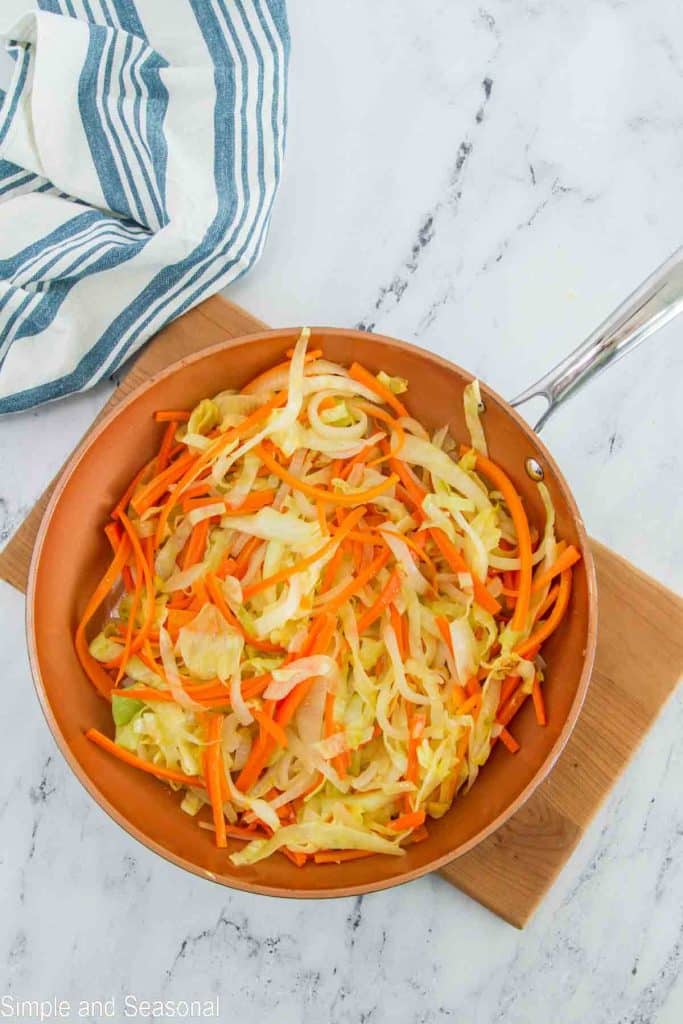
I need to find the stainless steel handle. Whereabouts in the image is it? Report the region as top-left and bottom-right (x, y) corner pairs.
(510, 247), (683, 431)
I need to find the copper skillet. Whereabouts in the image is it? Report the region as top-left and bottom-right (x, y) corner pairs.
(27, 249), (683, 898)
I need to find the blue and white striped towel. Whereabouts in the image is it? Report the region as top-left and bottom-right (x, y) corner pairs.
(0, 0), (289, 414)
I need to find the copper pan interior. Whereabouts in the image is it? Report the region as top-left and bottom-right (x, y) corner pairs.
(27, 328), (597, 898)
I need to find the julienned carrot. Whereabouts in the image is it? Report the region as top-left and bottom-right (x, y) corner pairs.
(497, 684), (530, 728)
(256, 444), (399, 508)
(356, 568), (403, 634)
(113, 561), (142, 684)
(104, 521), (122, 553)
(533, 583), (559, 624)
(276, 615), (337, 727)
(242, 506), (366, 600)
(348, 362), (408, 418)
(111, 460), (153, 521)
(204, 714), (227, 847)
(156, 420), (178, 475)
(465, 675), (481, 698)
(131, 450), (196, 516)
(154, 409), (191, 422)
(532, 678), (547, 726)
(430, 527), (502, 617)
(75, 535), (132, 699)
(500, 674), (522, 706)
(223, 489), (277, 514)
(389, 809), (426, 832)
(404, 713), (426, 811)
(232, 536), (262, 580)
(435, 615), (454, 655)
(320, 543), (345, 592)
(456, 693), (481, 717)
(154, 393), (287, 546)
(236, 617), (337, 792)
(318, 549), (391, 614)
(117, 510), (156, 656)
(313, 849), (376, 864)
(204, 572), (283, 655)
(499, 727), (520, 753)
(182, 517), (210, 570)
(515, 568), (573, 657)
(531, 545), (581, 593)
(235, 701), (277, 792)
(466, 449), (532, 631)
(252, 708), (289, 748)
(86, 728), (206, 787)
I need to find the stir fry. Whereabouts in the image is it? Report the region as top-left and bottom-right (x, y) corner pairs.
(78, 329), (580, 866)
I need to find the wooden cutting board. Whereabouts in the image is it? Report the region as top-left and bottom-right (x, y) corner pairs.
(2, 295), (681, 928)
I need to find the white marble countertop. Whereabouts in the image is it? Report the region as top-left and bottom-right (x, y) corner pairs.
(1, 1), (682, 1021)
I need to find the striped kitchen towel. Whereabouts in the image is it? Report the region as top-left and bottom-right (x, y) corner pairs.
(0, 0), (289, 413)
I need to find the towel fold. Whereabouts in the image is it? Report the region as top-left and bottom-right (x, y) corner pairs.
(0, 0), (289, 413)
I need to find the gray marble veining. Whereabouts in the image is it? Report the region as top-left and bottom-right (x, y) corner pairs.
(1, 1), (682, 1021)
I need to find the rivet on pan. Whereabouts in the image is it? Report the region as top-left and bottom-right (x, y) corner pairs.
(478, 398), (486, 413)
(525, 457), (544, 481)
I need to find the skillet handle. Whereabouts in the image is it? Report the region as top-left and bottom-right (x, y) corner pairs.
(509, 246), (683, 431)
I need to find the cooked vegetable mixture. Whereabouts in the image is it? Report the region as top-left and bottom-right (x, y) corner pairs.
(79, 329), (580, 866)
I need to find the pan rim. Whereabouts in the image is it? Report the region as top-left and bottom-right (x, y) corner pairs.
(26, 325), (598, 899)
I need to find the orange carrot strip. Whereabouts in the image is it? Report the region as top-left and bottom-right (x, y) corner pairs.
(532, 678), (547, 726)
(204, 572), (283, 655)
(203, 715), (227, 847)
(104, 521), (122, 553)
(531, 546), (581, 593)
(283, 848), (308, 867)
(389, 809), (426, 832)
(111, 459), (154, 520)
(533, 583), (560, 624)
(467, 449), (532, 630)
(515, 568), (573, 657)
(242, 506), (366, 600)
(320, 549), (391, 615)
(499, 727), (520, 753)
(256, 444), (398, 508)
(86, 728), (206, 787)
(154, 410), (190, 422)
(235, 701), (277, 793)
(456, 693), (481, 717)
(252, 708), (289, 748)
(181, 517), (210, 570)
(320, 544), (345, 592)
(75, 536), (132, 699)
(131, 450), (197, 517)
(465, 675), (481, 698)
(349, 362), (408, 418)
(356, 568), (402, 634)
(276, 615), (337, 727)
(500, 674), (522, 706)
(117, 511), (157, 654)
(430, 528), (502, 616)
(232, 535), (262, 580)
(154, 394), (286, 546)
(435, 615), (453, 654)
(156, 420), (178, 474)
(497, 686), (530, 728)
(223, 489), (277, 514)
